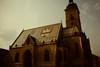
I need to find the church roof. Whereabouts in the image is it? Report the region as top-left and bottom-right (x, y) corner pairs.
(11, 23), (62, 48)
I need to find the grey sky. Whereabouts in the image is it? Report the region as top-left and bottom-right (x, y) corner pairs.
(0, 0), (100, 56)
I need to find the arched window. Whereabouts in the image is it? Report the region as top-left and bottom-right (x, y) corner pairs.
(75, 43), (80, 57)
(58, 50), (62, 61)
(64, 50), (67, 61)
(44, 50), (49, 62)
(23, 50), (32, 67)
(15, 53), (19, 63)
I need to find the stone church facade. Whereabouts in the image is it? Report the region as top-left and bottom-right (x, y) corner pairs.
(9, 0), (93, 67)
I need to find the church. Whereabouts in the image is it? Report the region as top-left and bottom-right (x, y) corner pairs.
(9, 0), (93, 67)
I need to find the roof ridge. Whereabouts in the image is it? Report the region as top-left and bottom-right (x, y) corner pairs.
(25, 23), (62, 31)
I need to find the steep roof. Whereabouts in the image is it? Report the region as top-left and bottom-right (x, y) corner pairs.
(11, 23), (62, 48)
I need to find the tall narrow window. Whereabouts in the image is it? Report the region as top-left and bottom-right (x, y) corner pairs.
(23, 50), (32, 67)
(15, 53), (19, 63)
(70, 15), (74, 20)
(70, 15), (74, 25)
(44, 50), (49, 62)
(64, 50), (67, 61)
(75, 43), (80, 57)
(58, 50), (62, 61)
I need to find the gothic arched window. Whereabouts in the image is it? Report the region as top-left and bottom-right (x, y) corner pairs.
(23, 50), (32, 67)
(15, 53), (19, 63)
(58, 50), (62, 61)
(75, 43), (80, 57)
(64, 50), (67, 61)
(44, 50), (49, 62)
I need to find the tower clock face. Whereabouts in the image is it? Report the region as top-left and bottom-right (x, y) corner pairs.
(41, 26), (52, 37)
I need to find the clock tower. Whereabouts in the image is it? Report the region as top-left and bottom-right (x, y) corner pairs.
(65, 0), (82, 32)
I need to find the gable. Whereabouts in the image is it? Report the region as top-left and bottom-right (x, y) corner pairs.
(23, 35), (36, 46)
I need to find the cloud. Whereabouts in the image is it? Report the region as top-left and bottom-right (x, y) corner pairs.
(94, 1), (100, 10)
(81, 2), (90, 11)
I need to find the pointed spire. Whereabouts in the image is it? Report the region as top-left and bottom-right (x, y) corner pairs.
(69, 0), (73, 3)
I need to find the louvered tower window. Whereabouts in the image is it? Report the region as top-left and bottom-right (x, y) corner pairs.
(70, 15), (74, 25)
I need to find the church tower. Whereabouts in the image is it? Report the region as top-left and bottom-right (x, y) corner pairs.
(65, 0), (82, 32)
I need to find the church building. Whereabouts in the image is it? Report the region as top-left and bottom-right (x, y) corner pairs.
(9, 0), (93, 67)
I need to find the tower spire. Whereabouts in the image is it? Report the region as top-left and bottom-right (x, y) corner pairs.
(65, 0), (82, 32)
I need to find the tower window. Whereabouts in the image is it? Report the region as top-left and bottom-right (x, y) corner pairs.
(15, 53), (19, 63)
(70, 15), (74, 26)
(44, 50), (49, 62)
(71, 21), (73, 25)
(70, 15), (74, 20)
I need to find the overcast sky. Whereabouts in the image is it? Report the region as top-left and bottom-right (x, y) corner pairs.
(0, 0), (100, 56)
